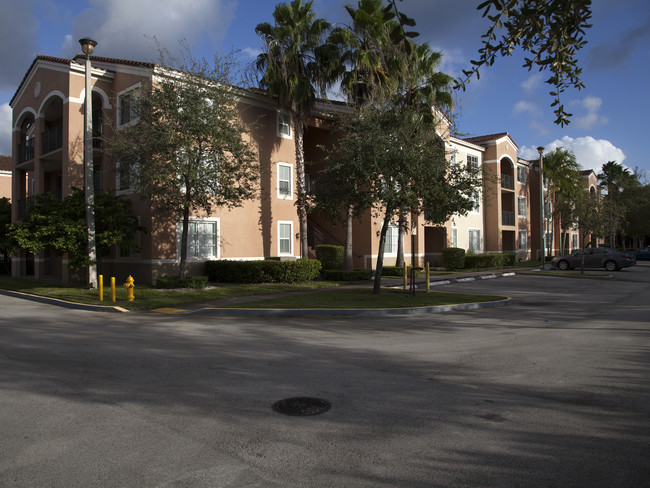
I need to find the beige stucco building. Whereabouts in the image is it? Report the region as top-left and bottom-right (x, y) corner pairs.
(11, 53), (600, 283)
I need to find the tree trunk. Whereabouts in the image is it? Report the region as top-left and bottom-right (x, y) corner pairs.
(344, 204), (354, 271)
(373, 212), (392, 295)
(395, 208), (407, 268)
(294, 113), (309, 259)
(179, 204), (190, 279)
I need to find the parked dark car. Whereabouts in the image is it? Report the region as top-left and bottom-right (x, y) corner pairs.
(551, 247), (635, 271)
(636, 247), (650, 261)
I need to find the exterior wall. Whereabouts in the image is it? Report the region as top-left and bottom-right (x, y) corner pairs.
(10, 56), (311, 284)
(448, 139), (485, 256)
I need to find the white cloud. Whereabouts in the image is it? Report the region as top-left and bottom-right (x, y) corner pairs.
(240, 47), (260, 60)
(67, 0), (236, 62)
(0, 103), (12, 156)
(570, 96), (609, 129)
(520, 136), (626, 174)
(513, 100), (536, 114)
(521, 74), (543, 93)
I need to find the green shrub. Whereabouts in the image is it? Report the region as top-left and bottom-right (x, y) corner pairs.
(315, 245), (344, 270)
(205, 258), (321, 283)
(381, 265), (410, 277)
(321, 269), (373, 281)
(463, 253), (516, 269)
(442, 247), (465, 270)
(155, 275), (209, 289)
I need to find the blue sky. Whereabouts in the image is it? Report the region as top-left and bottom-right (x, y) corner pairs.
(1, 0), (649, 178)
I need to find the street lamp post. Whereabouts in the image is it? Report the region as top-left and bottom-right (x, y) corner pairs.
(537, 146), (545, 270)
(80, 37), (98, 288)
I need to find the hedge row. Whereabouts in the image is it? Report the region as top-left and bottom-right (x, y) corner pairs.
(315, 245), (344, 270)
(321, 269), (373, 281)
(442, 248), (516, 270)
(205, 258), (322, 284)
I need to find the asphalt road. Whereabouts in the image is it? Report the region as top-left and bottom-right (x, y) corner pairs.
(1, 264), (649, 487)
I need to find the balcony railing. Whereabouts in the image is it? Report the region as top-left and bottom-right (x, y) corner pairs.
(17, 190), (63, 219)
(92, 119), (103, 149)
(502, 211), (515, 226)
(18, 138), (35, 163)
(500, 174), (514, 190)
(41, 125), (63, 155)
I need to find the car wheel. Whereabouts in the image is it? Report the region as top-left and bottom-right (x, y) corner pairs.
(557, 260), (569, 271)
(604, 260), (617, 272)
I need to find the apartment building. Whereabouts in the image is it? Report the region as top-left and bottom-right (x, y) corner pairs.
(0, 155), (11, 200)
(10, 54), (355, 283)
(13, 52), (596, 282)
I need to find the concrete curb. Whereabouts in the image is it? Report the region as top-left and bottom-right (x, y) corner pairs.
(189, 297), (513, 316)
(0, 289), (128, 313)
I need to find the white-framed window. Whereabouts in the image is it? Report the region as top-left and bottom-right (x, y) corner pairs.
(572, 233), (579, 251)
(277, 112), (292, 139)
(518, 196), (527, 218)
(518, 230), (527, 250)
(117, 84), (141, 127)
(451, 227), (458, 248)
(470, 189), (481, 213)
(517, 166), (527, 184)
(278, 221), (293, 255)
(116, 161), (138, 193)
(468, 229), (481, 252)
(178, 218), (219, 260)
(384, 223), (399, 254)
(277, 162), (293, 199)
(467, 154), (479, 171)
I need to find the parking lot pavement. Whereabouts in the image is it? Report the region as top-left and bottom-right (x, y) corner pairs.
(0, 265), (649, 487)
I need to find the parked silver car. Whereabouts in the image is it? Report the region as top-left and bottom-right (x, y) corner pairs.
(551, 247), (635, 271)
(636, 247), (650, 261)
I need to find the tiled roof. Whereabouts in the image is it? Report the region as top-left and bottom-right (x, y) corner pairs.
(11, 54), (156, 106)
(463, 132), (510, 144)
(0, 155), (11, 172)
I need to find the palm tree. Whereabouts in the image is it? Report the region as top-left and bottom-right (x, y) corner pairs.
(328, 0), (397, 107)
(398, 41), (454, 117)
(255, 0), (333, 258)
(326, 0), (399, 270)
(543, 148), (581, 255)
(597, 161), (636, 247)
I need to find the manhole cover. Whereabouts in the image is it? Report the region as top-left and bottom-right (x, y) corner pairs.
(272, 397), (331, 416)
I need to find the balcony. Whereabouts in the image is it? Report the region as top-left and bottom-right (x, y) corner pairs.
(500, 174), (514, 190)
(41, 125), (63, 155)
(16, 190), (63, 220)
(18, 138), (35, 163)
(502, 211), (515, 226)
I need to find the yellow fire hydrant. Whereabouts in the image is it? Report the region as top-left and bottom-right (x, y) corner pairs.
(124, 275), (135, 301)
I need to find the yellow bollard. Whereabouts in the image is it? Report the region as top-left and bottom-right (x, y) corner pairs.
(403, 262), (408, 291)
(99, 275), (103, 301)
(124, 275), (135, 301)
(426, 263), (430, 293)
(111, 277), (116, 303)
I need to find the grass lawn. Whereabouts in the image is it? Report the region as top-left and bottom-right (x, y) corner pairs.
(0, 275), (506, 311)
(0, 276), (340, 311)
(221, 288), (507, 309)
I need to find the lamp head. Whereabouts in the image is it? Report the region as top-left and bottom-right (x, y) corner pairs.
(79, 38), (97, 56)
(537, 146), (544, 155)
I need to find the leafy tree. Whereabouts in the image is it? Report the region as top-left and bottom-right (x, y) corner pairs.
(316, 104), (480, 293)
(597, 161), (638, 247)
(254, 0), (335, 259)
(623, 182), (650, 248)
(9, 188), (143, 270)
(542, 147), (582, 255)
(110, 50), (259, 278)
(387, 0), (593, 126)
